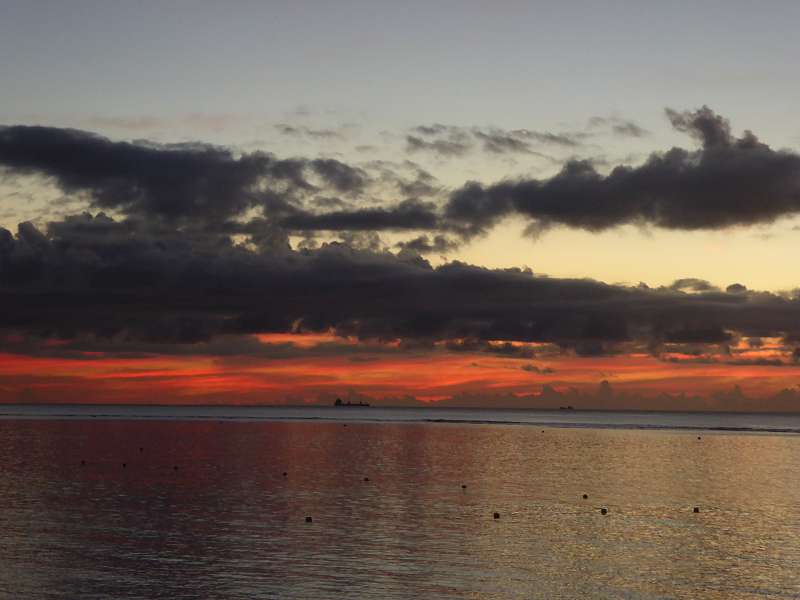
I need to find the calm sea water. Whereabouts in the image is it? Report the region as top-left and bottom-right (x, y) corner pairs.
(1, 406), (800, 599)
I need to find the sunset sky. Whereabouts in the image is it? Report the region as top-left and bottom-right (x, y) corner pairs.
(2, 1), (800, 409)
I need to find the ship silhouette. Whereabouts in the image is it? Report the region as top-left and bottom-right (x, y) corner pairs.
(333, 398), (370, 407)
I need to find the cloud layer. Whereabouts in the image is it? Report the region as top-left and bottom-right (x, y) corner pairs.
(4, 107), (800, 248)
(445, 106), (800, 236)
(2, 107), (800, 373)
(1, 213), (800, 361)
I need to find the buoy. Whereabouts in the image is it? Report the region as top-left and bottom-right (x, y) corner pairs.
(282, 471), (288, 477)
(493, 512), (500, 519)
(305, 516), (313, 523)
(462, 484), (467, 489)
(582, 494), (588, 499)
(80, 460), (86, 466)
(139, 447), (143, 453)
(363, 477), (370, 482)
(173, 466), (179, 471)
(693, 506), (700, 513)
(122, 463), (127, 468)
(600, 508), (608, 515)
(697, 436), (702, 440)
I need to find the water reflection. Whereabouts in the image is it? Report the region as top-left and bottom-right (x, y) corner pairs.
(1, 420), (799, 598)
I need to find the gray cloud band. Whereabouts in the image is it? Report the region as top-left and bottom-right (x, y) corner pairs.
(0, 214), (798, 355)
(3, 107), (799, 241)
(1, 108), (799, 354)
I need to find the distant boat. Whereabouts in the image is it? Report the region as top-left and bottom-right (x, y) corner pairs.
(559, 405), (575, 410)
(334, 398), (370, 407)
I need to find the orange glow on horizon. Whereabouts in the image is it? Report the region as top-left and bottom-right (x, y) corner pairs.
(1, 334), (799, 409)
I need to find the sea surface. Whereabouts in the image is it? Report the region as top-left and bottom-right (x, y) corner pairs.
(1, 405), (800, 599)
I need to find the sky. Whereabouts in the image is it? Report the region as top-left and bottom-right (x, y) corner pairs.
(2, 1), (800, 409)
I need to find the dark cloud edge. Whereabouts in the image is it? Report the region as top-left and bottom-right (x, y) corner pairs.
(1, 214), (800, 359)
(1, 107), (800, 367)
(3, 106), (800, 250)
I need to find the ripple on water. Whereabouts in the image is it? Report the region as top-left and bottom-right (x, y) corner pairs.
(0, 419), (799, 599)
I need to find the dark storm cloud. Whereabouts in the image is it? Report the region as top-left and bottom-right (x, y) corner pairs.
(3, 213), (800, 359)
(726, 283), (748, 294)
(395, 234), (460, 254)
(662, 326), (732, 344)
(7, 107), (795, 247)
(5, 109), (800, 352)
(1, 331), (405, 362)
(666, 106), (731, 148)
(279, 199), (439, 231)
(0, 125), (272, 222)
(0, 125), (367, 226)
(271, 159), (448, 238)
(308, 159), (367, 194)
(445, 106), (800, 236)
(669, 278), (719, 293)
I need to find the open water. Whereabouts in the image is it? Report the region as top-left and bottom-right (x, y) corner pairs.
(1, 405), (799, 599)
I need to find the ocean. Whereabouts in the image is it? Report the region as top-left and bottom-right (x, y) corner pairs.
(1, 405), (799, 599)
